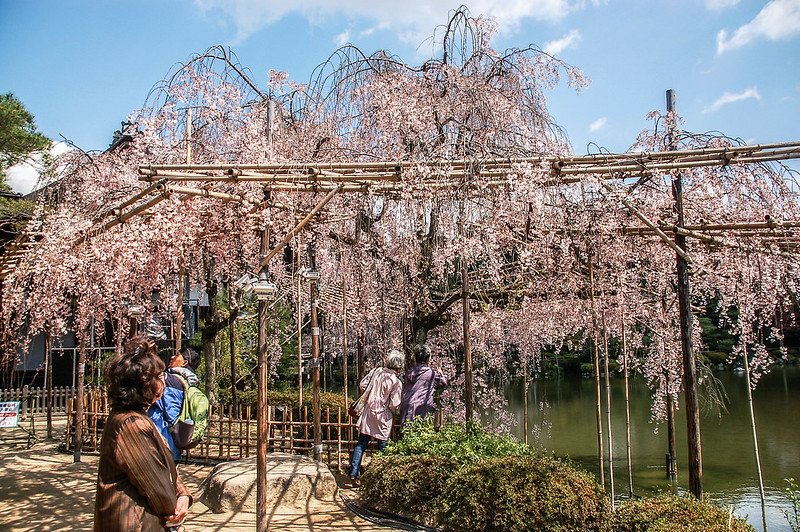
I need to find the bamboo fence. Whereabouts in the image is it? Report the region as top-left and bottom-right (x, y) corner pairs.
(64, 388), (383, 467)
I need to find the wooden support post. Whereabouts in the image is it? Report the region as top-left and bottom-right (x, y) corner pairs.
(668, 89), (703, 499)
(256, 229), (269, 532)
(73, 331), (87, 463)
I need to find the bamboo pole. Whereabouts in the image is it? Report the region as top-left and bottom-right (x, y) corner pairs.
(229, 281), (238, 414)
(588, 257), (605, 487)
(310, 270), (323, 462)
(256, 187), (341, 273)
(175, 261), (185, 355)
(601, 311), (615, 509)
(620, 309), (634, 498)
(743, 339), (769, 532)
(297, 268), (304, 406)
(73, 331), (87, 463)
(341, 273), (349, 406)
(462, 252), (474, 422)
(256, 228), (269, 532)
(45, 330), (52, 439)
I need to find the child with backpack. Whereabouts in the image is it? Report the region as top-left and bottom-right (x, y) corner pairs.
(149, 347), (209, 462)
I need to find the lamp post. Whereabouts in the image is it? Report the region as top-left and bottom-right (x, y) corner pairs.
(299, 266), (322, 461)
(125, 303), (144, 337)
(235, 269), (278, 532)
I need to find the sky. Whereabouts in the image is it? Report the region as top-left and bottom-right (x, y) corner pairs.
(1, 0), (799, 194)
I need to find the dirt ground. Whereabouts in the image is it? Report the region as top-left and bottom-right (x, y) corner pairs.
(0, 418), (392, 531)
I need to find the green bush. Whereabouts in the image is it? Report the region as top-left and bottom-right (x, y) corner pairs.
(216, 388), (347, 411)
(360, 455), (455, 525)
(386, 419), (534, 466)
(613, 495), (754, 531)
(436, 455), (610, 532)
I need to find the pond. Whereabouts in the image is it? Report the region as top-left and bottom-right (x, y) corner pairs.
(504, 366), (800, 531)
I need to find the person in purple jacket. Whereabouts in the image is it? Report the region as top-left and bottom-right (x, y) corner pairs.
(399, 344), (447, 428)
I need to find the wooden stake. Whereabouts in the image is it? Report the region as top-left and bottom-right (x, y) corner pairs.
(601, 311), (615, 509)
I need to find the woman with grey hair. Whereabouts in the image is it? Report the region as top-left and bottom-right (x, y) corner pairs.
(348, 349), (404, 487)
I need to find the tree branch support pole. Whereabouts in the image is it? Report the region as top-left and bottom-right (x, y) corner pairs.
(668, 89), (703, 499)
(73, 329), (88, 463)
(256, 229), (269, 532)
(588, 256), (605, 487)
(310, 263), (323, 462)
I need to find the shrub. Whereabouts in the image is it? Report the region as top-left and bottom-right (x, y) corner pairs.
(360, 454), (456, 525)
(613, 495), (755, 531)
(436, 455), (610, 532)
(216, 388), (347, 411)
(386, 418), (534, 466)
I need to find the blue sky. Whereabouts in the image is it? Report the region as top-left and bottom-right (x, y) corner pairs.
(1, 0), (799, 193)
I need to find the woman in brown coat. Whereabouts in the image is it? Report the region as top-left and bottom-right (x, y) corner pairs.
(94, 335), (192, 531)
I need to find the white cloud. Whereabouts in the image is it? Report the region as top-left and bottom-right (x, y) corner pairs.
(716, 0), (800, 54)
(335, 29), (351, 47)
(195, 0), (582, 45)
(703, 87), (762, 113)
(706, 0), (739, 11)
(544, 29), (581, 56)
(589, 117), (607, 132)
(6, 142), (72, 195)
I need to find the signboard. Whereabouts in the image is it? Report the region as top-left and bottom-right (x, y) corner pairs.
(0, 401), (20, 428)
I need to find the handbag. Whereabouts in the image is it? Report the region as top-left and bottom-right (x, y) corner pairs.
(348, 369), (377, 419)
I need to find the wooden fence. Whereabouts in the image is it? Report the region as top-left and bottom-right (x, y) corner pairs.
(0, 386), (76, 417)
(64, 389), (380, 469)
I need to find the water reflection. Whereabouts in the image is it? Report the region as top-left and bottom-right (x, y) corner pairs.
(504, 367), (800, 532)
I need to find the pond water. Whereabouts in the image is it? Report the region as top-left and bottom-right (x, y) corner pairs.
(503, 366), (800, 531)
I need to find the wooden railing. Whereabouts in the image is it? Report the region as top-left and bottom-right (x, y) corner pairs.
(64, 389), (383, 468)
(0, 386), (77, 417)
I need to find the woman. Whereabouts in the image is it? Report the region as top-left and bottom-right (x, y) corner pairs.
(94, 335), (192, 531)
(348, 349), (404, 487)
(399, 344), (448, 428)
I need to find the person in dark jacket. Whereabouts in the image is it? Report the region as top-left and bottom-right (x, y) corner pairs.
(94, 335), (192, 531)
(148, 347), (201, 462)
(399, 344), (448, 427)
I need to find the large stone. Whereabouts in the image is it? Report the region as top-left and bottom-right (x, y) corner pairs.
(199, 453), (339, 513)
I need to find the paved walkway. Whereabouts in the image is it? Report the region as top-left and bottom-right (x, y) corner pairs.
(0, 418), (392, 531)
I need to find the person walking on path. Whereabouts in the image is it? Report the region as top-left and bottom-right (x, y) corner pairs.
(149, 347), (202, 462)
(94, 335), (193, 531)
(399, 344), (448, 428)
(348, 349), (404, 487)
